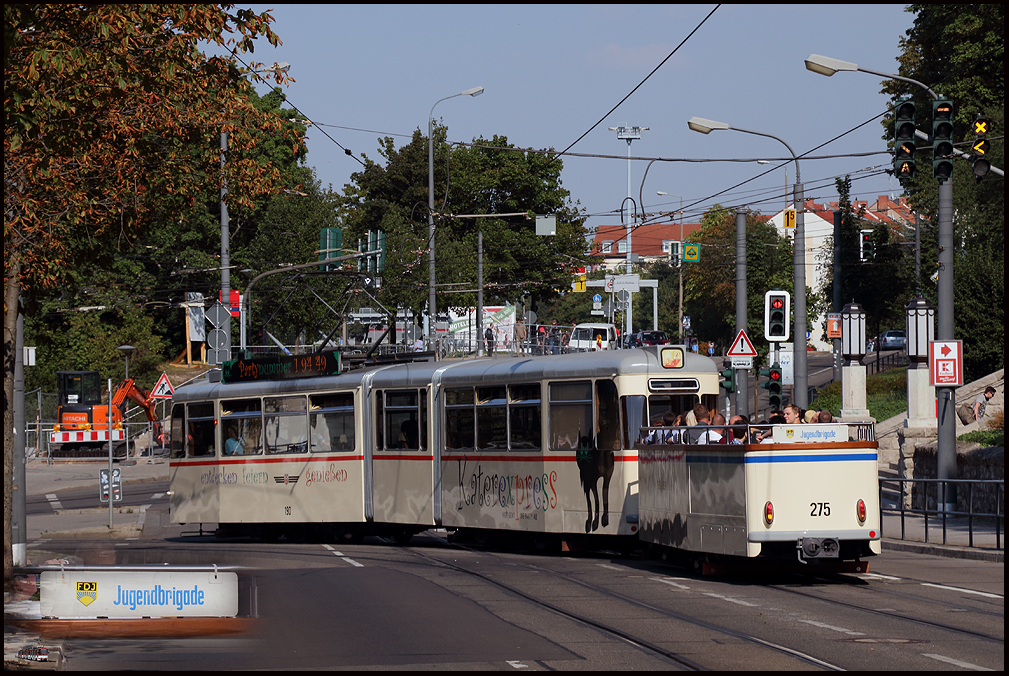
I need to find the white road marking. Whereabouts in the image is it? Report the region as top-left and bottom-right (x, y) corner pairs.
(704, 592), (758, 607)
(151, 493), (165, 500)
(322, 544), (364, 567)
(596, 564), (624, 571)
(652, 576), (691, 590)
(45, 494), (63, 511)
(506, 660), (530, 669)
(921, 583), (1003, 600)
(922, 653), (994, 671)
(798, 619), (865, 636)
(859, 572), (901, 581)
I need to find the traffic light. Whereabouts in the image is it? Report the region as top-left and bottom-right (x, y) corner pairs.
(893, 96), (917, 182)
(860, 229), (875, 261)
(760, 363), (783, 410)
(971, 116), (991, 182)
(720, 360), (735, 393)
(932, 97), (955, 182)
(763, 290), (790, 343)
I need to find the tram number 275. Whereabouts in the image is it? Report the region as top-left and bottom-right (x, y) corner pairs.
(810, 502), (831, 517)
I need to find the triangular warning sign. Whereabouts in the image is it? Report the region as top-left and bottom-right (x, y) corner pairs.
(150, 372), (175, 399)
(727, 329), (758, 357)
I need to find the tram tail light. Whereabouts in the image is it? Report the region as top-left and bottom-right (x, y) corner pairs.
(856, 499), (867, 525)
(763, 501), (774, 526)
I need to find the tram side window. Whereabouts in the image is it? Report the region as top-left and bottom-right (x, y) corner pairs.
(477, 386), (507, 450)
(382, 390), (424, 451)
(186, 402), (216, 457)
(445, 388), (475, 451)
(264, 396), (309, 454)
(596, 380), (619, 450)
(509, 384), (541, 450)
(170, 404), (185, 459)
(549, 380), (593, 450)
(221, 399), (263, 456)
(310, 393), (355, 452)
(621, 395), (647, 448)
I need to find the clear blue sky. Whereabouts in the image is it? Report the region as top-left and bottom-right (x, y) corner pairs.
(239, 4), (916, 230)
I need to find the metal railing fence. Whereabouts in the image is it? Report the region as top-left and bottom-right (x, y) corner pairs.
(879, 477), (1003, 550)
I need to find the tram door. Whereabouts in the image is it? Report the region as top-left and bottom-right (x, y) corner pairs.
(372, 389), (434, 525)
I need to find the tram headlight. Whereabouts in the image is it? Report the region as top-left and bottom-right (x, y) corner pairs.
(856, 499), (867, 525)
(763, 501), (774, 527)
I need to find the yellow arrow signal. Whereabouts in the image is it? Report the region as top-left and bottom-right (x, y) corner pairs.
(973, 139), (990, 155)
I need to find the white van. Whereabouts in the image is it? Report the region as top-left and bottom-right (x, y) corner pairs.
(568, 323), (618, 352)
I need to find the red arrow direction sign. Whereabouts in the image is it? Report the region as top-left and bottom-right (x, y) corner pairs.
(727, 329), (758, 357)
(929, 340), (962, 386)
(150, 372), (175, 399)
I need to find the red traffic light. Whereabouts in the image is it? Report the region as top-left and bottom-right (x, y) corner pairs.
(769, 370), (781, 381)
(771, 298), (784, 309)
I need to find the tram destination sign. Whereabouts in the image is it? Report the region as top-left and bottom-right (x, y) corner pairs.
(222, 353), (341, 384)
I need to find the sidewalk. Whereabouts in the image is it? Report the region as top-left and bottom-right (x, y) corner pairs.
(881, 510), (1004, 562)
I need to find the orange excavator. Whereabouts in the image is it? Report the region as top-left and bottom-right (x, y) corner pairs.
(50, 371), (162, 456)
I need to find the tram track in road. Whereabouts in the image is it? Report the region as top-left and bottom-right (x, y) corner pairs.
(767, 573), (1005, 644)
(397, 534), (845, 671)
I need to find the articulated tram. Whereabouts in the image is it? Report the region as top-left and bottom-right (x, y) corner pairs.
(169, 346), (880, 565)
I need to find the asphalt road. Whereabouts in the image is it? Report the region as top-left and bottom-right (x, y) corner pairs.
(21, 497), (1004, 672)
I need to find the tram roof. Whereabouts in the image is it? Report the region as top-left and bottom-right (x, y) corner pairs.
(171, 347), (717, 402)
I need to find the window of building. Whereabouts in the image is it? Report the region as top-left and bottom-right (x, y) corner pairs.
(617, 241), (628, 254)
(601, 241), (613, 254)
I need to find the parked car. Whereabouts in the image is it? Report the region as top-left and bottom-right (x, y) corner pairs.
(635, 330), (670, 346)
(568, 323), (618, 351)
(879, 330), (907, 350)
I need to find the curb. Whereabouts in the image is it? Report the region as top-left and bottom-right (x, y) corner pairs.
(4, 617), (257, 639)
(881, 538), (1003, 562)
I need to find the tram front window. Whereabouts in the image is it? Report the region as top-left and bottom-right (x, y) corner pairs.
(265, 396), (309, 454)
(170, 404), (185, 459)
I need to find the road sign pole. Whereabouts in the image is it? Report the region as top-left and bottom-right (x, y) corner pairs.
(735, 210), (748, 418)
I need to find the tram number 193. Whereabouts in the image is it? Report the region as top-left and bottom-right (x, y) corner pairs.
(810, 502), (831, 517)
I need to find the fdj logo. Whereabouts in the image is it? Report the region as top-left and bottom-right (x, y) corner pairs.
(77, 581), (97, 606)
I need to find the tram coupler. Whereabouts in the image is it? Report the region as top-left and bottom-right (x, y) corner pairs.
(796, 537), (840, 563)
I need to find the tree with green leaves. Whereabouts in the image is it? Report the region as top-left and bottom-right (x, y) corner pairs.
(680, 205), (796, 361)
(815, 177), (916, 345)
(336, 128), (591, 333)
(880, 4), (1004, 381)
(5, 3), (295, 588)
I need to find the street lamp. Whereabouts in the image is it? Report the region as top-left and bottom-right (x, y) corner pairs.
(688, 116), (809, 409)
(609, 125), (647, 337)
(805, 53), (956, 512)
(117, 344), (136, 381)
(428, 86), (484, 346)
